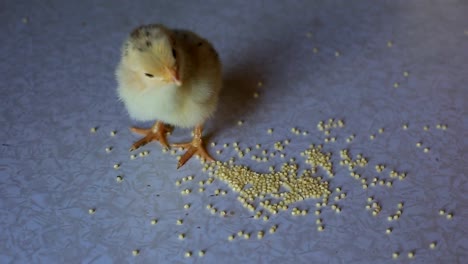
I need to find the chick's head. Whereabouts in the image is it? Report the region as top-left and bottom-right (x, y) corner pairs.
(123, 24), (183, 88)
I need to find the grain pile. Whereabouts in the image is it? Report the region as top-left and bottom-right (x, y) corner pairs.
(207, 144), (332, 215)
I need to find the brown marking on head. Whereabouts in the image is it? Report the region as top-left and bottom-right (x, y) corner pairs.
(130, 28), (140, 38)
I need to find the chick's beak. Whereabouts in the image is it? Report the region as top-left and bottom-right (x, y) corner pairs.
(167, 67), (181, 86)
(173, 72), (182, 86)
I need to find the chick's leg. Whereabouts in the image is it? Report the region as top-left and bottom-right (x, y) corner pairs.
(172, 125), (214, 169)
(129, 121), (170, 151)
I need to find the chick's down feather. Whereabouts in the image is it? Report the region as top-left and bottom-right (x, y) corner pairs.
(116, 25), (222, 128)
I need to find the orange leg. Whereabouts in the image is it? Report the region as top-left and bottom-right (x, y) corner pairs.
(172, 124), (214, 169)
(129, 121), (170, 151)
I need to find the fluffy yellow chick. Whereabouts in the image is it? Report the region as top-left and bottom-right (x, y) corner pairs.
(116, 24), (222, 168)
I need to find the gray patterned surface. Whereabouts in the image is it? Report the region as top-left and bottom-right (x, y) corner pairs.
(1, 0), (467, 263)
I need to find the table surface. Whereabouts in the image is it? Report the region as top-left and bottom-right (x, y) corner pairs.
(1, 0), (467, 263)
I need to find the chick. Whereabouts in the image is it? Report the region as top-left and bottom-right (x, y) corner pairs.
(116, 24), (222, 168)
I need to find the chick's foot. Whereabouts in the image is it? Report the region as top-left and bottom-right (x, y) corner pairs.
(129, 121), (170, 151)
(172, 125), (214, 169)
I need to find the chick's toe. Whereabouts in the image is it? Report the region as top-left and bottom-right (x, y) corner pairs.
(173, 125), (214, 168)
(129, 121), (170, 151)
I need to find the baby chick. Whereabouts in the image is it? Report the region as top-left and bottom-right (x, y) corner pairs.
(116, 24), (222, 168)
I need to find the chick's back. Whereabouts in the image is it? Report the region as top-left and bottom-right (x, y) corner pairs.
(171, 30), (222, 126)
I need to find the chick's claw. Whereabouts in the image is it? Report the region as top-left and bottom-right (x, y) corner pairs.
(129, 122), (170, 151)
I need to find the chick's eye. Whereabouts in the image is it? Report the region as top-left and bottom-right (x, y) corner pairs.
(172, 48), (177, 59)
(144, 73), (154, 78)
